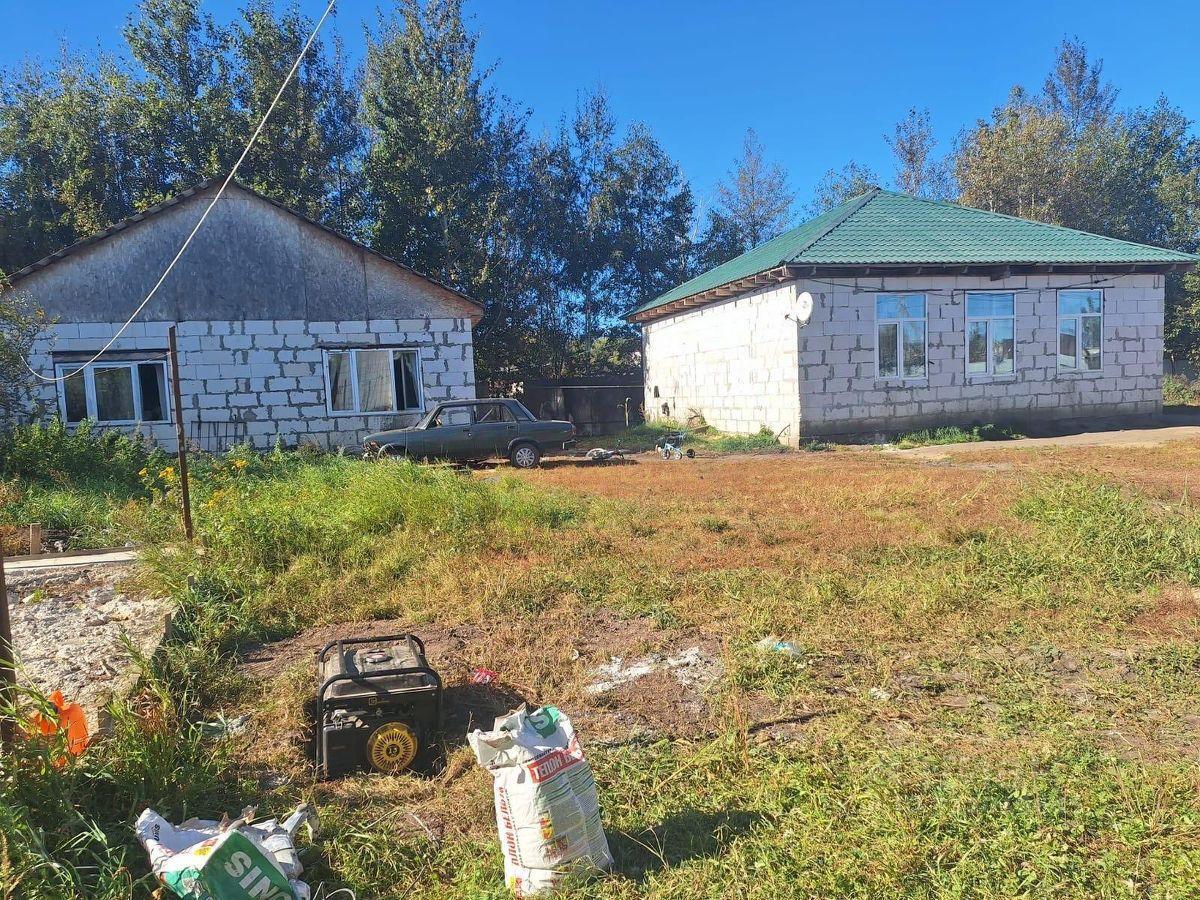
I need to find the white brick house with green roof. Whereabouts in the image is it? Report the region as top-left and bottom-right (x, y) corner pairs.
(629, 189), (1199, 442)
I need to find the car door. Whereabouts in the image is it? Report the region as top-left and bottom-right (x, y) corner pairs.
(430, 405), (475, 458)
(469, 402), (519, 458)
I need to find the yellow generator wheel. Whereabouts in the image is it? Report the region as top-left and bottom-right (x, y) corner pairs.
(366, 721), (419, 774)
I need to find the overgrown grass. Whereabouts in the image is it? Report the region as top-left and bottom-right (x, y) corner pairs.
(0, 420), (169, 548)
(2, 453), (585, 898)
(895, 422), (1023, 449)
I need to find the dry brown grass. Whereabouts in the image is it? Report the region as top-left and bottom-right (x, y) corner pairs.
(944, 438), (1200, 501)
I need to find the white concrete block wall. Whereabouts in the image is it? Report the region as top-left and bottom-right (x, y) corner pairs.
(25, 317), (476, 451)
(640, 273), (1164, 443)
(642, 282), (802, 442)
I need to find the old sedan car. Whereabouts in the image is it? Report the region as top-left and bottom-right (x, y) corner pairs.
(362, 398), (576, 468)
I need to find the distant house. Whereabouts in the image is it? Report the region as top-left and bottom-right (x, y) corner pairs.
(630, 189), (1199, 442)
(5, 180), (480, 450)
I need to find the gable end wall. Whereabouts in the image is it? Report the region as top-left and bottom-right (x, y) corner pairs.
(642, 282), (802, 441)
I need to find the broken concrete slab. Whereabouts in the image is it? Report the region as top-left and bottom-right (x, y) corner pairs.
(6, 562), (173, 731)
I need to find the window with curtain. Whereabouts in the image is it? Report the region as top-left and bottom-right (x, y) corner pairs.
(323, 348), (423, 414)
(1058, 289), (1103, 371)
(876, 293), (927, 379)
(56, 360), (170, 424)
(966, 293), (1016, 376)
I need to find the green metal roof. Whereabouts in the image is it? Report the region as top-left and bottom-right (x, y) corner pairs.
(633, 188), (1199, 318)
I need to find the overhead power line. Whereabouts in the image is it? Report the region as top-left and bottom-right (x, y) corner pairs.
(28, 0), (338, 384)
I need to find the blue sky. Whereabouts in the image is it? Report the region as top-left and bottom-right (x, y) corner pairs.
(3, 0), (1199, 217)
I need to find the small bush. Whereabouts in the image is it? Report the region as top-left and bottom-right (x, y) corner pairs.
(702, 426), (782, 453)
(0, 420), (170, 545)
(1163, 374), (1200, 406)
(895, 423), (1022, 449)
(0, 418), (167, 488)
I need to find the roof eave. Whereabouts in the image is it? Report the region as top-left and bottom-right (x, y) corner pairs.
(627, 265), (796, 323)
(628, 260), (1197, 324)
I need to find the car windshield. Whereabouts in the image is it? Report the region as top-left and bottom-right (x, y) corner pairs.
(511, 400), (536, 421)
(416, 406), (448, 429)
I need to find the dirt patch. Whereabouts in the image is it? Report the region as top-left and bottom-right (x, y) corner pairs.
(1126, 586), (1200, 640)
(239, 610), (729, 748)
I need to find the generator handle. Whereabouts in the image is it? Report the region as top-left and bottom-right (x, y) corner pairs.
(317, 666), (444, 724)
(317, 632), (427, 665)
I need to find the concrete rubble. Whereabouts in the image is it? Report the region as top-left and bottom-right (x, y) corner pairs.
(5, 563), (173, 730)
(586, 645), (723, 695)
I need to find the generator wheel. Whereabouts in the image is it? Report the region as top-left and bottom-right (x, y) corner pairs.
(366, 721), (419, 774)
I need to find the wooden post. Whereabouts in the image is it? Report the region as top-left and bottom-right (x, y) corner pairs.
(168, 326), (195, 541)
(0, 544), (15, 749)
(27, 523), (42, 557)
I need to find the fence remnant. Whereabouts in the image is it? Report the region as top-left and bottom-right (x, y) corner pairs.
(168, 326), (195, 541)
(518, 378), (643, 436)
(0, 545), (14, 748)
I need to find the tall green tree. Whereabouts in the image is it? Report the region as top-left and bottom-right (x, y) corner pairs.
(807, 160), (879, 215)
(0, 53), (141, 272)
(1043, 36), (1117, 136)
(229, 0), (362, 228)
(527, 92), (693, 376)
(697, 129), (793, 268)
(122, 0), (237, 203)
(887, 107), (953, 200)
(361, 0), (538, 382)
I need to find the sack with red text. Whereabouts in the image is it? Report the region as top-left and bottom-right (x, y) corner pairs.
(468, 706), (612, 896)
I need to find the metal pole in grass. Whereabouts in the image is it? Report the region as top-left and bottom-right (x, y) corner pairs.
(168, 325), (195, 541)
(0, 543), (16, 749)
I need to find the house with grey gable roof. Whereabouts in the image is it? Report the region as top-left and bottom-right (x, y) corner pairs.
(629, 189), (1200, 443)
(5, 180), (481, 451)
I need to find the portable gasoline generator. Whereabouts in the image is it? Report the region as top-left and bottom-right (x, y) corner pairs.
(315, 634), (443, 778)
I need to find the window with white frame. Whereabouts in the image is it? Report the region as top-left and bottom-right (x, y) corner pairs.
(324, 347), (422, 415)
(966, 292), (1016, 376)
(1058, 289), (1103, 371)
(56, 359), (170, 424)
(876, 293), (927, 379)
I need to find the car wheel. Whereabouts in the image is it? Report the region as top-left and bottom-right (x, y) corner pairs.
(510, 442), (541, 469)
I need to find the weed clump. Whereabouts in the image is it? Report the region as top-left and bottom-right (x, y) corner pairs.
(895, 423), (1023, 449)
(1163, 374), (1199, 406)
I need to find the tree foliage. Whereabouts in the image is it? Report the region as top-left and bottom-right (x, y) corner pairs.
(955, 39), (1200, 363)
(887, 107), (953, 200)
(696, 129), (794, 268)
(524, 91), (693, 377)
(807, 161), (880, 215)
(2, 10), (1199, 383)
(0, 286), (46, 428)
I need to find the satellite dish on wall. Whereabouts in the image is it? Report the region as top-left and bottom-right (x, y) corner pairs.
(794, 290), (815, 326)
